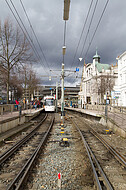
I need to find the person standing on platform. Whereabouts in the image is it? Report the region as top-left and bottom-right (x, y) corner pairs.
(34, 101), (37, 110)
(15, 100), (19, 110)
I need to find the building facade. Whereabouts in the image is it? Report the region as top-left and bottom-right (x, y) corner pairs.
(116, 51), (126, 106)
(33, 85), (80, 106)
(79, 51), (118, 108)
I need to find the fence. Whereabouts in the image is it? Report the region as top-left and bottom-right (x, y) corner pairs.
(86, 104), (126, 126)
(0, 104), (15, 115)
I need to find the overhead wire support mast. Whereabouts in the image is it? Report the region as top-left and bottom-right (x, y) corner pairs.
(61, 0), (70, 123)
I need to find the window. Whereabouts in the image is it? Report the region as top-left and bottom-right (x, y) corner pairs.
(120, 74), (122, 81)
(45, 99), (54, 106)
(87, 70), (88, 77)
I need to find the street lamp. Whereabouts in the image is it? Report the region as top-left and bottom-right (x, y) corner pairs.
(78, 58), (86, 108)
(79, 57), (83, 62)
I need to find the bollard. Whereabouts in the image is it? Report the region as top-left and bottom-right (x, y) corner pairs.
(58, 173), (61, 189)
(105, 104), (108, 123)
(11, 104), (13, 114)
(19, 105), (22, 122)
(1, 106), (3, 116)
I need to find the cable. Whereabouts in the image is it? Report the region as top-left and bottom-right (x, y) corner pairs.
(19, 0), (50, 71)
(70, 0), (94, 69)
(72, 0), (99, 82)
(72, 0), (109, 84)
(5, 0), (49, 74)
(79, 0), (99, 58)
(84, 0), (110, 59)
(9, 0), (47, 70)
(5, 0), (37, 58)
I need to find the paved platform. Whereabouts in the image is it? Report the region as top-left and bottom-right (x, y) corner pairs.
(0, 108), (43, 122)
(0, 107), (126, 138)
(0, 108), (44, 142)
(64, 107), (126, 138)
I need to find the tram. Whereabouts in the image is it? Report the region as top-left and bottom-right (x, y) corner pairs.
(43, 95), (55, 112)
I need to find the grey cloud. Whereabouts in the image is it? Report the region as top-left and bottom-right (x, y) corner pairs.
(1, 0), (126, 86)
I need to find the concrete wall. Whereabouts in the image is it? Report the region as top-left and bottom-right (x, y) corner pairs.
(100, 116), (126, 138)
(0, 104), (14, 115)
(64, 107), (101, 122)
(65, 107), (126, 138)
(0, 109), (42, 135)
(25, 111), (41, 122)
(86, 104), (126, 114)
(0, 114), (25, 134)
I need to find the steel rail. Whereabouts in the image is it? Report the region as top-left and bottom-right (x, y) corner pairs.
(90, 129), (126, 167)
(0, 113), (47, 165)
(71, 118), (114, 190)
(73, 112), (126, 168)
(6, 114), (55, 190)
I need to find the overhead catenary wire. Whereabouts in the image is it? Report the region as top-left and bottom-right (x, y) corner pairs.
(4, 0), (38, 59)
(79, 0), (99, 58)
(72, 0), (99, 82)
(9, 0), (49, 73)
(70, 0), (94, 69)
(84, 0), (110, 59)
(72, 0), (110, 85)
(19, 0), (50, 71)
(5, 0), (49, 74)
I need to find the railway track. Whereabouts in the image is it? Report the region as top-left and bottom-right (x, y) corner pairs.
(69, 112), (126, 190)
(0, 113), (55, 189)
(25, 113), (94, 189)
(0, 111), (47, 155)
(0, 110), (125, 189)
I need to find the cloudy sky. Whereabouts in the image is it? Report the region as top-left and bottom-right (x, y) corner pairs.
(0, 0), (126, 86)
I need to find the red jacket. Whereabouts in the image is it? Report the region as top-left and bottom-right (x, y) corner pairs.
(15, 100), (19, 105)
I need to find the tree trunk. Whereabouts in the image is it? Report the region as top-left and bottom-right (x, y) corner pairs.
(7, 70), (10, 104)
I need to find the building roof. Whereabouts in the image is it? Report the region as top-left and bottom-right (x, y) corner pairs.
(93, 49), (100, 59)
(116, 51), (126, 60)
(95, 62), (110, 73)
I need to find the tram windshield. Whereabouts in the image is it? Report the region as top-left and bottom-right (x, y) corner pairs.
(45, 99), (54, 106)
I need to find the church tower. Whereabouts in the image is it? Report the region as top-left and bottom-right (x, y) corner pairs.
(93, 49), (100, 63)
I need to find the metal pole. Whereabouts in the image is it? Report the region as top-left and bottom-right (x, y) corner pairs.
(25, 70), (26, 110)
(61, 63), (64, 121)
(56, 82), (58, 113)
(105, 95), (108, 123)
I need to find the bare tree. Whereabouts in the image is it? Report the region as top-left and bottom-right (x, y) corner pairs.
(0, 18), (32, 103)
(20, 64), (40, 103)
(9, 75), (23, 101)
(93, 73), (115, 104)
(0, 65), (7, 100)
